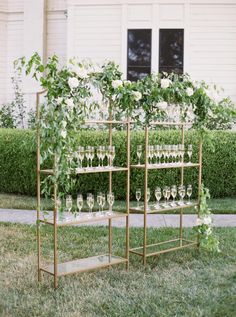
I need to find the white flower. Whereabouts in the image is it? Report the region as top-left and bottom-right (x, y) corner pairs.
(73, 67), (88, 79)
(186, 87), (194, 97)
(132, 91), (142, 102)
(124, 80), (131, 86)
(65, 98), (74, 110)
(61, 121), (67, 128)
(161, 78), (171, 89)
(205, 227), (212, 236)
(56, 97), (63, 104)
(156, 101), (168, 110)
(202, 216), (212, 225)
(196, 218), (203, 226)
(112, 80), (123, 89)
(61, 129), (67, 138)
(68, 77), (79, 89)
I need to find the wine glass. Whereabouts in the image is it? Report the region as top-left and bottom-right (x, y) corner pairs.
(105, 146), (110, 168)
(87, 193), (94, 218)
(77, 146), (85, 169)
(171, 185), (177, 206)
(187, 184), (192, 204)
(136, 188), (141, 208)
(100, 146), (106, 168)
(66, 195), (73, 214)
(166, 186), (171, 206)
(90, 146), (95, 168)
(187, 144), (193, 164)
(155, 187), (161, 209)
(97, 146), (102, 168)
(107, 192), (114, 215)
(76, 194), (83, 218)
(148, 146), (154, 165)
(110, 146), (115, 167)
(100, 193), (106, 215)
(96, 192), (102, 216)
(163, 186), (168, 207)
(146, 187), (151, 209)
(85, 146), (90, 168)
(137, 145), (142, 165)
(181, 185), (186, 204)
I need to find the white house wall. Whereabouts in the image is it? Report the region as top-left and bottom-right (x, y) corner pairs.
(1, 0), (236, 105)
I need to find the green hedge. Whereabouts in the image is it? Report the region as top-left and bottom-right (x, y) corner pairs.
(0, 128), (236, 199)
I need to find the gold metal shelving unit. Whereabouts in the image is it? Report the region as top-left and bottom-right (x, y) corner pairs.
(36, 91), (130, 288)
(129, 122), (202, 265)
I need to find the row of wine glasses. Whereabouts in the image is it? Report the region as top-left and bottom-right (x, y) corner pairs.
(67, 146), (116, 170)
(137, 144), (193, 165)
(58, 192), (115, 220)
(135, 184), (193, 209)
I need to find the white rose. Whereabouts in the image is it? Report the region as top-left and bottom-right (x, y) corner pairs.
(61, 121), (67, 128)
(65, 98), (74, 110)
(156, 101), (168, 110)
(124, 80), (131, 86)
(76, 67), (88, 79)
(112, 80), (123, 89)
(186, 87), (194, 97)
(56, 97), (63, 104)
(61, 129), (67, 138)
(205, 227), (212, 236)
(68, 77), (79, 89)
(202, 216), (212, 225)
(132, 91), (142, 102)
(161, 78), (171, 89)
(196, 218), (203, 226)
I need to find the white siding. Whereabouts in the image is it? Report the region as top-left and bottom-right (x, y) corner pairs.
(188, 4), (236, 101)
(7, 0), (23, 12)
(46, 11), (67, 63)
(0, 13), (6, 104)
(72, 5), (122, 64)
(47, 0), (67, 11)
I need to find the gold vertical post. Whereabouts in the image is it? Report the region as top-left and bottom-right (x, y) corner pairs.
(197, 137), (203, 248)
(143, 126), (149, 266)
(180, 125), (185, 246)
(126, 118), (131, 270)
(108, 106), (112, 262)
(36, 92), (41, 282)
(53, 156), (58, 289)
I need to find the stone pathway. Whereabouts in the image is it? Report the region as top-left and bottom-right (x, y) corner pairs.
(0, 208), (236, 228)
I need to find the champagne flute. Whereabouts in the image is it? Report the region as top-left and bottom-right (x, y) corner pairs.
(107, 192), (114, 215)
(187, 144), (193, 164)
(76, 194), (83, 218)
(155, 187), (161, 209)
(137, 145), (142, 165)
(78, 146), (85, 169)
(136, 188), (141, 208)
(171, 185), (177, 206)
(166, 186), (171, 206)
(110, 146), (115, 167)
(146, 187), (151, 209)
(106, 146), (110, 168)
(66, 195), (73, 215)
(97, 146), (102, 168)
(181, 185), (186, 204)
(85, 146), (90, 168)
(100, 193), (106, 215)
(96, 192), (102, 216)
(90, 146), (95, 168)
(87, 193), (94, 218)
(100, 146), (106, 168)
(163, 186), (168, 207)
(187, 184), (192, 204)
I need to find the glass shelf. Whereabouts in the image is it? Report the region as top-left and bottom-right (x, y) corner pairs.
(39, 211), (128, 226)
(129, 238), (197, 257)
(129, 201), (198, 213)
(40, 166), (128, 175)
(130, 162), (200, 170)
(41, 254), (127, 276)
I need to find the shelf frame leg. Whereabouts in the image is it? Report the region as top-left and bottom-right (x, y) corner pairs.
(108, 109), (113, 265)
(180, 125), (185, 246)
(143, 126), (149, 266)
(53, 163), (58, 289)
(197, 138), (203, 249)
(126, 119), (131, 270)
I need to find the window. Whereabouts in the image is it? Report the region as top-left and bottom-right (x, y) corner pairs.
(127, 29), (152, 81)
(159, 29), (184, 74)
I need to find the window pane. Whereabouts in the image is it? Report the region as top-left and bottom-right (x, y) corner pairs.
(127, 67), (151, 81)
(127, 29), (152, 81)
(159, 29), (184, 74)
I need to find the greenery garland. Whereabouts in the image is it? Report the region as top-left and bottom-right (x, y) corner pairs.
(15, 53), (235, 252)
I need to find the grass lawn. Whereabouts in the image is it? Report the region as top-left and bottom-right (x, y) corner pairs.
(0, 193), (236, 214)
(0, 222), (235, 317)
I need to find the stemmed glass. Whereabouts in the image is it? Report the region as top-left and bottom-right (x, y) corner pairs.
(87, 193), (94, 218)
(76, 194), (83, 218)
(90, 146), (95, 168)
(77, 146), (85, 169)
(187, 184), (192, 204)
(187, 145), (193, 164)
(146, 187), (151, 209)
(178, 185), (186, 205)
(110, 146), (115, 167)
(100, 146), (106, 168)
(136, 188), (141, 208)
(96, 192), (102, 216)
(66, 195), (73, 216)
(105, 146), (110, 168)
(166, 186), (171, 206)
(100, 193), (106, 215)
(97, 147), (102, 168)
(107, 192), (114, 215)
(85, 146), (90, 168)
(171, 185), (177, 206)
(148, 146), (154, 165)
(155, 187), (161, 209)
(137, 145), (142, 165)
(163, 186), (168, 207)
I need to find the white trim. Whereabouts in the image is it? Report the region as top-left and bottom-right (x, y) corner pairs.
(67, 5), (75, 61)
(151, 3), (159, 73)
(183, 1), (190, 73)
(121, 4), (128, 77)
